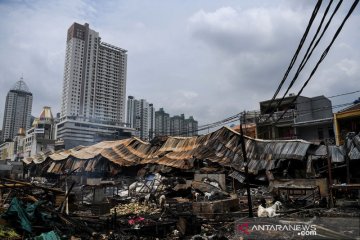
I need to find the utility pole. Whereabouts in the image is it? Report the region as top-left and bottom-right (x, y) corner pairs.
(240, 111), (253, 217)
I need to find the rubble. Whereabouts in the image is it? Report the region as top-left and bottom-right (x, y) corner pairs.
(110, 202), (161, 215)
(0, 129), (359, 239)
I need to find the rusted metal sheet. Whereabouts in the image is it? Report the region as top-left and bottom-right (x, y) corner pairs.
(25, 127), (335, 175)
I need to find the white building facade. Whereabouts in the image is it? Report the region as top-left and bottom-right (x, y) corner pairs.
(126, 96), (155, 141)
(58, 23), (132, 149)
(60, 22), (127, 123)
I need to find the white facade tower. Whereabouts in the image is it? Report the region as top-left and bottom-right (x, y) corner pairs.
(60, 22), (127, 124)
(57, 23), (133, 149)
(126, 96), (155, 141)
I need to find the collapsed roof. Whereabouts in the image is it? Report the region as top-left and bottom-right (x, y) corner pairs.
(23, 127), (360, 175)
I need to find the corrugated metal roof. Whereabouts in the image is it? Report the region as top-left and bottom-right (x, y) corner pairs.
(228, 171), (246, 183)
(347, 133), (360, 160)
(25, 127), (360, 175)
(328, 146), (345, 163)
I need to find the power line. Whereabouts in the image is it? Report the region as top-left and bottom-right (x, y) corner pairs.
(263, 0), (323, 118)
(157, 0), (359, 138)
(240, 89), (360, 117)
(256, 101), (354, 139)
(272, 0), (359, 126)
(174, 88), (359, 137)
(168, 99), (354, 138)
(262, 0), (341, 122)
(327, 89), (360, 99)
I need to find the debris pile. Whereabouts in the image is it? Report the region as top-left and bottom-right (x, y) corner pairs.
(110, 202), (160, 215)
(0, 129), (359, 238)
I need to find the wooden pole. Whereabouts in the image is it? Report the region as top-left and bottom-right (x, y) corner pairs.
(326, 144), (334, 208)
(344, 137), (351, 184)
(240, 112), (253, 218)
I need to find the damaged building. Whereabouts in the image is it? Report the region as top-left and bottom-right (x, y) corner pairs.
(0, 126), (358, 239)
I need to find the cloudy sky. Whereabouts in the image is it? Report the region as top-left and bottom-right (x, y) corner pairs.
(0, 0), (359, 127)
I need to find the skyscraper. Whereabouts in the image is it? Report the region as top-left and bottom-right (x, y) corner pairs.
(57, 23), (133, 149)
(60, 22), (127, 123)
(184, 116), (198, 136)
(155, 108), (170, 137)
(170, 114), (185, 136)
(1, 78), (33, 142)
(126, 96), (155, 141)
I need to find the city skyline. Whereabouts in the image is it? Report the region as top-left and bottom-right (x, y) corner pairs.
(0, 0), (359, 128)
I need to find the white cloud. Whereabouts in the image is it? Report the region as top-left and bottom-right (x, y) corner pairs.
(336, 59), (359, 76)
(0, 0), (359, 128)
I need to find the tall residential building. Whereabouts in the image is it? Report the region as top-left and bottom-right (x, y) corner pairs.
(1, 78), (33, 142)
(170, 114), (185, 136)
(60, 22), (127, 123)
(185, 116), (198, 136)
(155, 108), (170, 136)
(170, 114), (198, 137)
(154, 108), (198, 137)
(126, 96), (155, 141)
(57, 22), (133, 149)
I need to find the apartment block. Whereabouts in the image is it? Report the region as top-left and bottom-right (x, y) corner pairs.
(126, 96), (155, 141)
(155, 108), (198, 137)
(155, 108), (170, 137)
(57, 22), (132, 149)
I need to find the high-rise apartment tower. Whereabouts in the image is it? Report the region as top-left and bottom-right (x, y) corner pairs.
(126, 96), (155, 141)
(57, 23), (133, 149)
(60, 22), (127, 123)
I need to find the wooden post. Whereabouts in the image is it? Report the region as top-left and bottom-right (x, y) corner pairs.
(240, 112), (253, 218)
(345, 154), (350, 184)
(326, 144), (334, 208)
(65, 178), (69, 214)
(232, 177), (235, 194)
(344, 136), (351, 184)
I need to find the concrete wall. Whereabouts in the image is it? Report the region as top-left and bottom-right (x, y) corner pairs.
(311, 96), (333, 120)
(295, 96), (332, 123)
(296, 96), (312, 122)
(296, 123), (333, 143)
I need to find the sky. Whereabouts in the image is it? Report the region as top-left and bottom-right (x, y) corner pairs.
(0, 0), (359, 127)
